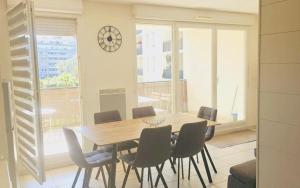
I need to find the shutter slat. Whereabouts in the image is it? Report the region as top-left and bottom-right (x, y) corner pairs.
(11, 47), (29, 57)
(17, 127), (35, 145)
(15, 99), (33, 112)
(16, 116), (35, 133)
(9, 24), (27, 37)
(8, 11), (26, 27)
(18, 136), (36, 156)
(13, 69), (31, 78)
(15, 108), (34, 123)
(12, 58), (30, 67)
(13, 80), (32, 90)
(10, 36), (28, 48)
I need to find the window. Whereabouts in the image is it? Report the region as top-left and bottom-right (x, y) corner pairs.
(36, 18), (81, 155)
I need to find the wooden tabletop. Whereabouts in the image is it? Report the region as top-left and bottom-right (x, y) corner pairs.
(78, 113), (220, 146)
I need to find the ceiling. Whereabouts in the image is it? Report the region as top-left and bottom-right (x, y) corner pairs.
(92, 0), (259, 14)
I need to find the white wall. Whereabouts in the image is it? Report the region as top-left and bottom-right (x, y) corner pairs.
(77, 2), (137, 128)
(259, 0), (300, 187)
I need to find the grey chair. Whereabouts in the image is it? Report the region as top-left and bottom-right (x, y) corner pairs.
(132, 106), (177, 176)
(120, 125), (172, 188)
(198, 106), (218, 174)
(132, 106), (156, 119)
(63, 128), (114, 188)
(155, 121), (208, 188)
(94, 110), (139, 173)
(186, 106), (218, 183)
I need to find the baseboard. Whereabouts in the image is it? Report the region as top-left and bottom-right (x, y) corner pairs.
(215, 122), (257, 135)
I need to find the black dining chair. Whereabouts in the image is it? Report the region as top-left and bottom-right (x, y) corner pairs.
(63, 128), (114, 188)
(132, 106), (156, 119)
(94, 110), (139, 174)
(198, 106), (218, 174)
(155, 121), (208, 188)
(120, 125), (172, 188)
(186, 106), (218, 183)
(132, 106), (177, 176)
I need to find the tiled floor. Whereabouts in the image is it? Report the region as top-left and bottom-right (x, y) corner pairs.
(20, 137), (256, 188)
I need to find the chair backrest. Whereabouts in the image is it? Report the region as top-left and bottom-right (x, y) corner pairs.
(198, 106), (217, 141)
(132, 106), (156, 119)
(94, 110), (122, 124)
(133, 125), (172, 168)
(173, 121), (207, 158)
(63, 128), (87, 167)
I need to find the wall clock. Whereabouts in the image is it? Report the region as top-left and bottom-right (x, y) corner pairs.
(97, 25), (122, 52)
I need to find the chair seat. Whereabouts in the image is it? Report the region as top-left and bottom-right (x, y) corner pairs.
(230, 159), (256, 185)
(119, 152), (137, 166)
(118, 140), (139, 151)
(84, 150), (115, 168)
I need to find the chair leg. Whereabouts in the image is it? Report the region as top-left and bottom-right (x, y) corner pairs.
(188, 158), (191, 180)
(134, 167), (141, 182)
(169, 158), (176, 174)
(181, 158), (184, 179)
(204, 145), (217, 173)
(95, 168), (101, 180)
(72, 167), (81, 188)
(148, 168), (150, 182)
(154, 162), (165, 187)
(83, 168), (92, 188)
(190, 156), (206, 188)
(100, 166), (108, 188)
(178, 158), (180, 188)
(120, 151), (127, 173)
(196, 154), (199, 163)
(140, 168), (144, 188)
(122, 165), (131, 188)
(156, 163), (168, 188)
(201, 150), (212, 183)
(105, 165), (110, 176)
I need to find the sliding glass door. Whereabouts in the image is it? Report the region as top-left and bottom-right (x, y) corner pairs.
(136, 24), (173, 113)
(217, 29), (246, 122)
(135, 23), (248, 123)
(177, 28), (213, 112)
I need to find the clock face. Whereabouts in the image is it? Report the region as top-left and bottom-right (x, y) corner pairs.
(97, 25), (122, 52)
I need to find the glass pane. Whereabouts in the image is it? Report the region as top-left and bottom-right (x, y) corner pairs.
(37, 35), (81, 155)
(136, 24), (173, 113)
(177, 28), (213, 113)
(217, 29), (246, 122)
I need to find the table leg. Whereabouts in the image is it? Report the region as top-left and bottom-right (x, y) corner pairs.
(108, 144), (117, 188)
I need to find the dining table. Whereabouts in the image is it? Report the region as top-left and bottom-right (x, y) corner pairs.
(78, 112), (220, 188)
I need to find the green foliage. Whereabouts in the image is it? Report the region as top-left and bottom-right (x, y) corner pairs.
(40, 57), (79, 89)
